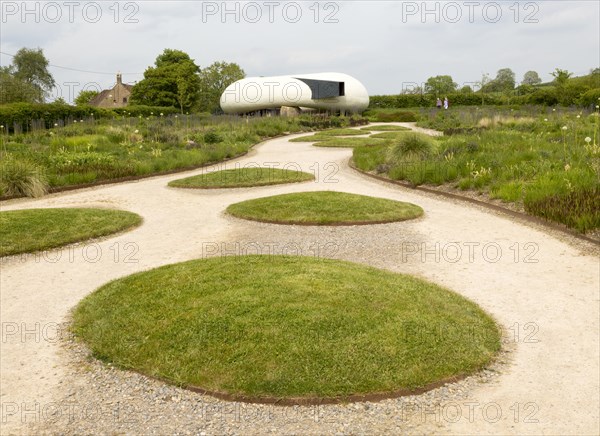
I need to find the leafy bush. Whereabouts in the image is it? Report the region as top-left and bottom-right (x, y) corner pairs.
(0, 158), (48, 197)
(204, 130), (224, 144)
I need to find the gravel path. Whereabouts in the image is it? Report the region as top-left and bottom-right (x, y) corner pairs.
(1, 124), (598, 435)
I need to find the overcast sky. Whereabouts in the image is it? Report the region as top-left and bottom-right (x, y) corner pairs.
(1, 1), (598, 102)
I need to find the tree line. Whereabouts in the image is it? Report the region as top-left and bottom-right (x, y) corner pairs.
(1, 48), (245, 114)
(407, 67), (600, 106)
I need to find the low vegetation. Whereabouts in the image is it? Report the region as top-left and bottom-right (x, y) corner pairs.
(361, 125), (410, 131)
(226, 191), (423, 225)
(168, 167), (314, 189)
(73, 255), (501, 400)
(353, 106), (600, 232)
(0, 208), (142, 256)
(0, 113), (366, 199)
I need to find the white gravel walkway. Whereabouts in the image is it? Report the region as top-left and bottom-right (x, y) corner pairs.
(1, 124), (598, 435)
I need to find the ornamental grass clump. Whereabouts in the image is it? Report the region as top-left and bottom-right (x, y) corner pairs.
(0, 158), (48, 198)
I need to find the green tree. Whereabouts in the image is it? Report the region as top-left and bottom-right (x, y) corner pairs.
(74, 90), (99, 106)
(197, 61), (246, 113)
(130, 49), (201, 112)
(522, 70), (542, 86)
(485, 68), (515, 92)
(0, 67), (39, 104)
(0, 48), (55, 103)
(551, 68), (573, 86)
(459, 85), (473, 93)
(424, 75), (457, 96)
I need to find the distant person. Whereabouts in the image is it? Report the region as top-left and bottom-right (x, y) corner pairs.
(436, 98), (442, 109)
(443, 97), (449, 110)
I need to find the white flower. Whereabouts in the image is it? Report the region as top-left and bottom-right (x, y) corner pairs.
(552, 108), (556, 112)
(80, 120), (83, 122)
(562, 126), (568, 130)
(564, 164), (571, 171)
(160, 113), (164, 116)
(0, 125), (4, 129)
(576, 115), (581, 119)
(54, 123), (58, 127)
(134, 129), (139, 134)
(596, 105), (600, 109)
(585, 137), (592, 143)
(544, 118), (548, 122)
(74, 120), (77, 123)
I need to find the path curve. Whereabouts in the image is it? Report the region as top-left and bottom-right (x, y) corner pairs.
(1, 124), (598, 435)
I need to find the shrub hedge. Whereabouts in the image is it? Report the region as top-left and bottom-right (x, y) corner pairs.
(0, 103), (179, 133)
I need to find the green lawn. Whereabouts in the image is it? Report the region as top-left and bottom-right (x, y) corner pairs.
(226, 191), (423, 225)
(312, 137), (389, 148)
(361, 125), (411, 131)
(73, 255), (501, 400)
(168, 168), (314, 189)
(0, 208), (142, 256)
(317, 128), (371, 136)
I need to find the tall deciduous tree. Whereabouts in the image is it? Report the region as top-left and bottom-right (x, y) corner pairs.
(485, 68), (516, 92)
(130, 49), (201, 112)
(522, 70), (542, 86)
(0, 48), (55, 103)
(423, 75), (457, 96)
(197, 61), (245, 113)
(551, 68), (573, 86)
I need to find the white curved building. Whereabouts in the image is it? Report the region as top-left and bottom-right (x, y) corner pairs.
(220, 72), (369, 115)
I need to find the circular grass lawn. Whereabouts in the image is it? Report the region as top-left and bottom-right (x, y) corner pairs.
(169, 168), (314, 189)
(361, 125), (410, 131)
(0, 208), (142, 257)
(226, 191), (423, 225)
(73, 255), (501, 402)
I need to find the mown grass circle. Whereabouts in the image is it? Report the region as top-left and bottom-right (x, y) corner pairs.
(225, 191), (424, 225)
(0, 208), (142, 257)
(73, 255), (501, 402)
(169, 167), (314, 189)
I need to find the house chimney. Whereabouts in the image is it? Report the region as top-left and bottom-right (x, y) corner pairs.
(116, 73), (122, 85)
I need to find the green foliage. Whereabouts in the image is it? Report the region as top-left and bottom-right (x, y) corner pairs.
(3, 48), (55, 103)
(354, 106), (600, 232)
(74, 90), (99, 106)
(203, 130), (223, 144)
(424, 75), (457, 95)
(0, 158), (48, 198)
(551, 68), (573, 86)
(524, 186), (600, 232)
(0, 103), (178, 132)
(0, 112), (366, 197)
(0, 68), (40, 104)
(130, 49), (201, 112)
(388, 133), (436, 160)
(364, 108), (418, 122)
(197, 61), (245, 113)
(484, 68), (516, 93)
(522, 70), (542, 86)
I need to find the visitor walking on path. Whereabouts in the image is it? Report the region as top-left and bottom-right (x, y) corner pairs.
(443, 97), (449, 109)
(436, 98), (442, 109)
